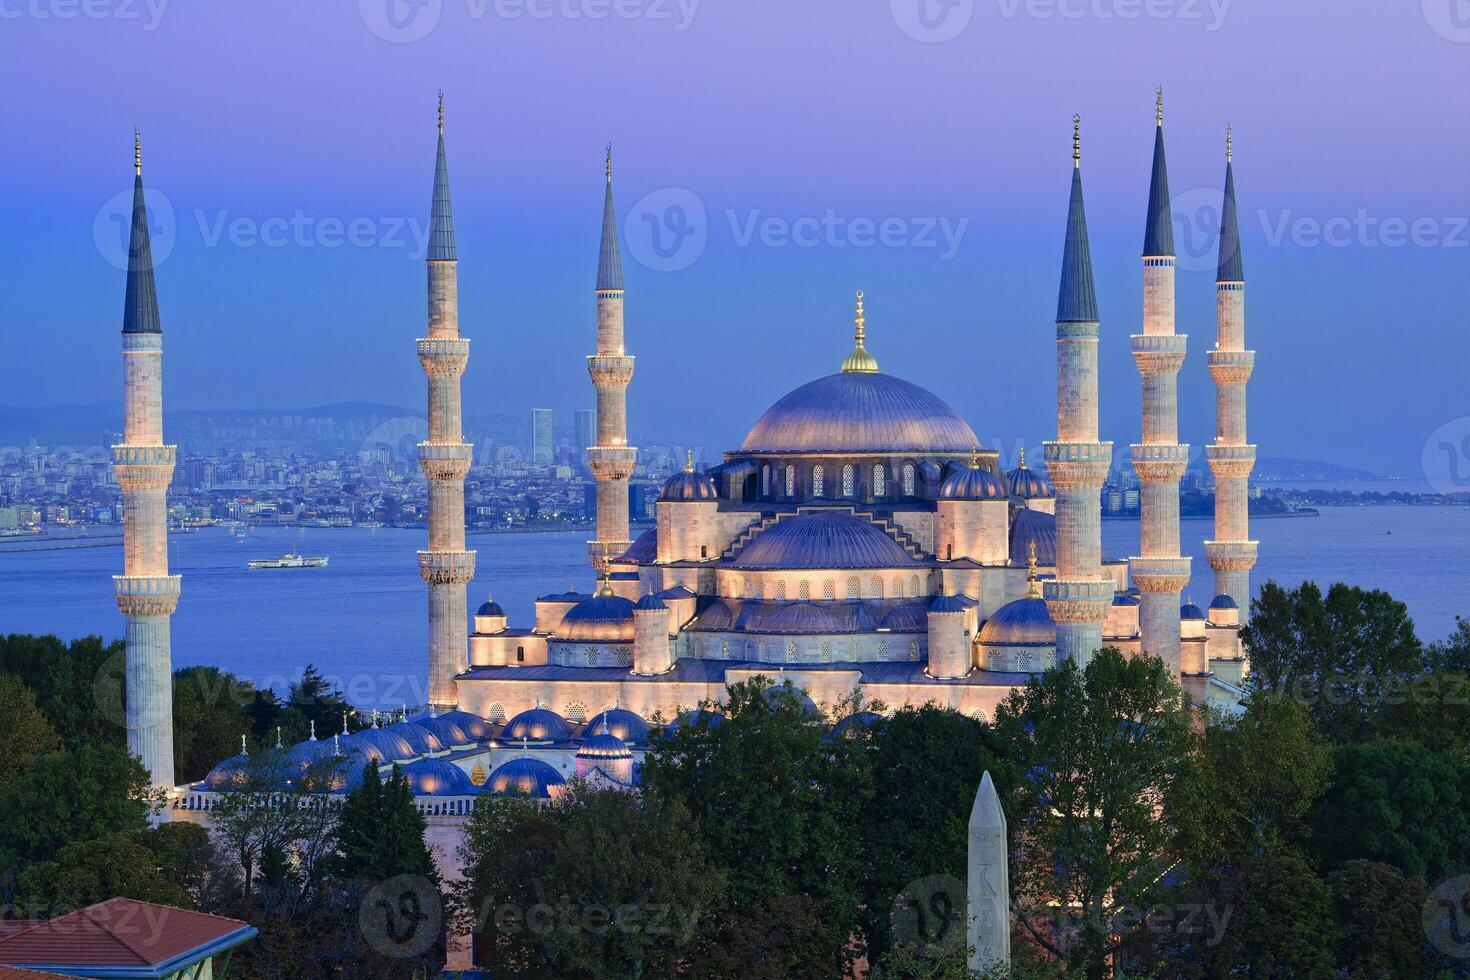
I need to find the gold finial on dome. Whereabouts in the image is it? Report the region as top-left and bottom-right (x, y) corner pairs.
(133, 129), (142, 176)
(841, 289), (880, 374)
(437, 89), (445, 134)
(969, 446), (981, 470)
(1226, 123), (1232, 162)
(1155, 85), (1164, 126)
(596, 542), (614, 596)
(1072, 114), (1081, 169)
(1017, 446), (1027, 469)
(1025, 541), (1041, 598)
(684, 449), (694, 473)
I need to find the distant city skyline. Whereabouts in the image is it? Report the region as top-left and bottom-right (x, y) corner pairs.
(5, 2), (1466, 481)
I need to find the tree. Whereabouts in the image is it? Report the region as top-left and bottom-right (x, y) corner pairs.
(1309, 740), (1470, 882)
(992, 648), (1197, 980)
(0, 671), (60, 785)
(641, 677), (870, 975)
(1371, 670), (1470, 756)
(854, 702), (1013, 963)
(1327, 860), (1439, 979)
(0, 633), (124, 747)
(332, 761), (436, 885)
(0, 741), (151, 871)
(1427, 616), (1470, 674)
(459, 782), (725, 979)
(278, 664), (354, 744)
(172, 666), (257, 784)
(1243, 581), (1424, 742)
(16, 832), (191, 911)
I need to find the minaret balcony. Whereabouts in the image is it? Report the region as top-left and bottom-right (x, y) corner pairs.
(1206, 349), (1255, 384)
(417, 338), (470, 376)
(418, 550), (477, 585)
(113, 574), (182, 615)
(587, 355), (635, 387)
(1131, 334), (1188, 375)
(1204, 540), (1258, 571)
(1042, 578), (1113, 623)
(1205, 444), (1256, 479)
(418, 442), (474, 481)
(1130, 443), (1190, 483)
(587, 445), (637, 481)
(1128, 556), (1192, 593)
(1042, 441), (1112, 491)
(111, 444), (176, 490)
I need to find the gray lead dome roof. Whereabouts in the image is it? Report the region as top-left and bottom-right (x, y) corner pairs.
(731, 511), (920, 570)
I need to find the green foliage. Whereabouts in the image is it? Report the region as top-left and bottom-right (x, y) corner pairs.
(1428, 616), (1470, 674)
(1243, 581), (1424, 743)
(641, 677), (871, 974)
(16, 831), (192, 911)
(0, 633), (125, 747)
(458, 782), (724, 979)
(278, 664), (354, 744)
(1370, 671), (1470, 756)
(172, 666), (257, 784)
(993, 648), (1197, 980)
(854, 702), (1013, 963)
(332, 761), (437, 885)
(0, 741), (151, 871)
(0, 671), (60, 785)
(1327, 860), (1442, 979)
(1309, 740), (1470, 881)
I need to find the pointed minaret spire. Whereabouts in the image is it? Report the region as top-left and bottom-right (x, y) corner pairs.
(596, 143), (624, 290)
(1057, 118), (1098, 323)
(1217, 128), (1244, 282)
(428, 93), (456, 261)
(1143, 87), (1175, 257)
(123, 130), (161, 335)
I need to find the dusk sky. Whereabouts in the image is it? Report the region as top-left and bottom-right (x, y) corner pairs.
(5, 0), (1467, 477)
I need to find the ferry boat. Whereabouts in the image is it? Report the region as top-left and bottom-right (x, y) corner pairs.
(247, 552), (328, 570)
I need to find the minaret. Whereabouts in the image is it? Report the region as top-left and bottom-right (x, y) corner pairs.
(1205, 127), (1257, 609)
(417, 93), (476, 708)
(586, 145), (637, 574)
(1129, 89), (1191, 673)
(113, 131), (178, 791)
(1042, 117), (1114, 667)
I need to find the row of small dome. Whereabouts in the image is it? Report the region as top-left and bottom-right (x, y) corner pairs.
(658, 453), (1055, 502)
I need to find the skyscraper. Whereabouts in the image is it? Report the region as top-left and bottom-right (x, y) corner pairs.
(574, 409), (595, 467)
(532, 408), (554, 465)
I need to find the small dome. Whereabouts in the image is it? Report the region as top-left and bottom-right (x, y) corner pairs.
(386, 720), (444, 757)
(282, 737), (338, 775)
(503, 704), (573, 743)
(618, 526), (659, 564)
(408, 710), (485, 748)
(939, 464), (1006, 501)
(978, 596), (1056, 646)
(587, 707), (651, 744)
(203, 753), (250, 791)
(476, 596), (505, 617)
(659, 459), (720, 502)
(831, 710), (883, 738)
(732, 511), (918, 570)
(349, 727), (419, 762)
(401, 757), (477, 796)
(929, 594), (968, 614)
(762, 601), (845, 635)
(1180, 602), (1206, 621)
(634, 591), (668, 612)
(664, 708), (725, 737)
(487, 757), (565, 799)
(1006, 452), (1054, 499)
(1209, 594), (1239, 610)
(879, 603), (929, 632)
(558, 593), (636, 641)
(1008, 508), (1057, 567)
(577, 723), (633, 761)
(326, 747), (373, 793)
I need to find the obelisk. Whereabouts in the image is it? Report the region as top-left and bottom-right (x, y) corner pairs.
(968, 770), (1011, 971)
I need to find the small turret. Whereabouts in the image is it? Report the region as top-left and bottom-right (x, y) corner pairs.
(632, 589), (672, 675)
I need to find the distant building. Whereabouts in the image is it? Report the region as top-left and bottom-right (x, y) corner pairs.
(574, 409), (596, 466)
(532, 408), (554, 465)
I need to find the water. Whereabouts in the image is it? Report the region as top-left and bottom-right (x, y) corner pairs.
(1, 508), (1465, 707)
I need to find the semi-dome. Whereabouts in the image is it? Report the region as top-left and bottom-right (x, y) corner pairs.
(939, 464), (1006, 501)
(487, 757), (565, 799)
(732, 511), (919, 570)
(1009, 508), (1057, 567)
(401, 757), (477, 796)
(694, 599), (736, 630)
(619, 527), (658, 565)
(558, 592), (636, 641)
(761, 601), (846, 634)
(502, 703), (573, 743)
(660, 453), (720, 502)
(978, 596), (1056, 646)
(739, 372), (979, 455)
(879, 602), (929, 632)
(1006, 450), (1054, 499)
(587, 706), (650, 744)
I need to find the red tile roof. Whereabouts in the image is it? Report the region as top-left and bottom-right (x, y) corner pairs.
(0, 967), (74, 979)
(0, 898), (253, 971)
(0, 927), (39, 941)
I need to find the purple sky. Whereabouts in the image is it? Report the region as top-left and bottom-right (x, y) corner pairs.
(4, 0), (1468, 477)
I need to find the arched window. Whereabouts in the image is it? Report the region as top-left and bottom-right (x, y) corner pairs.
(586, 648), (599, 667)
(842, 465), (855, 497)
(813, 465), (825, 497)
(567, 701), (587, 722)
(720, 638), (730, 659)
(893, 576), (905, 598)
(820, 641), (832, 663)
(846, 577), (860, 599)
(761, 465), (770, 496)
(908, 639), (920, 660)
(785, 465), (796, 497)
(870, 577), (884, 599)
(798, 580), (811, 600)
(822, 579), (836, 600)
(786, 641), (799, 662)
(903, 463), (916, 496)
(776, 580), (788, 600)
(487, 703), (506, 724)
(911, 575), (922, 596)
(873, 464), (886, 496)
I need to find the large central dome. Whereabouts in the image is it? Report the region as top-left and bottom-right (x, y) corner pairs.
(739, 372), (979, 455)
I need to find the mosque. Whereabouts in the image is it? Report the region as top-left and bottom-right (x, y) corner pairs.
(113, 92), (1256, 818)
